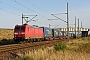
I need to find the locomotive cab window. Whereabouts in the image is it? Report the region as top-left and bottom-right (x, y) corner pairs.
(21, 27), (25, 30)
(15, 27), (20, 30)
(15, 27), (25, 31)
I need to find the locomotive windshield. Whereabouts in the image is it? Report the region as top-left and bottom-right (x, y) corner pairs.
(15, 27), (25, 31)
(21, 27), (25, 30)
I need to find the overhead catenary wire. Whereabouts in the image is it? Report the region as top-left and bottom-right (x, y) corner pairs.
(68, 5), (75, 17)
(12, 0), (53, 27)
(0, 8), (20, 16)
(0, 1), (46, 25)
(48, 0), (68, 23)
(12, 0), (49, 19)
(64, 0), (75, 17)
(64, 0), (76, 27)
(0, 1), (30, 14)
(12, 0), (62, 27)
(24, 0), (51, 15)
(25, 15), (38, 23)
(24, 0), (59, 27)
(64, 0), (68, 3)
(0, 1), (20, 16)
(51, 14), (67, 23)
(48, 14), (67, 28)
(0, 0), (72, 28)
(12, 0), (66, 27)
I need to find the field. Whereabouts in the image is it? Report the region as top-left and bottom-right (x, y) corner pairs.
(0, 28), (14, 40)
(0, 29), (90, 60)
(20, 37), (90, 60)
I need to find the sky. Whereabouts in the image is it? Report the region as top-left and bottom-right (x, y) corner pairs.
(0, 0), (90, 29)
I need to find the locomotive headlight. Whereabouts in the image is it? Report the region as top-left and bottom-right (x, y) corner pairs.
(21, 32), (25, 34)
(14, 32), (18, 34)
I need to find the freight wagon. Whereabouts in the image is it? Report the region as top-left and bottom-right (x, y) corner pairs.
(60, 31), (67, 40)
(58, 31), (62, 37)
(52, 29), (59, 40)
(52, 29), (59, 37)
(40, 27), (53, 40)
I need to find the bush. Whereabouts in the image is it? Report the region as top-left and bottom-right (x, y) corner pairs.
(54, 42), (67, 51)
(23, 56), (33, 60)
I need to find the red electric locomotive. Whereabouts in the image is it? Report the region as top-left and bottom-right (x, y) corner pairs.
(14, 24), (44, 42)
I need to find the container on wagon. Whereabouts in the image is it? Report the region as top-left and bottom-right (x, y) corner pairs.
(58, 31), (63, 37)
(40, 27), (53, 38)
(52, 29), (59, 37)
(61, 31), (66, 36)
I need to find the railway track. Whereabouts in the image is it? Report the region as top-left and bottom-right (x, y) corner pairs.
(0, 40), (62, 60)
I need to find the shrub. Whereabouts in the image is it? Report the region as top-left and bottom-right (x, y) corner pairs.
(54, 42), (67, 51)
(23, 56), (33, 60)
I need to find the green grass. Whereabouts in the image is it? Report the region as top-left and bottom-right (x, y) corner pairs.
(15, 56), (33, 60)
(54, 42), (68, 51)
(23, 56), (33, 60)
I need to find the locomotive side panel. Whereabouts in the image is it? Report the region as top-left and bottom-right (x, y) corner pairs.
(38, 28), (44, 38)
(34, 28), (43, 38)
(25, 25), (31, 39)
(25, 25), (44, 38)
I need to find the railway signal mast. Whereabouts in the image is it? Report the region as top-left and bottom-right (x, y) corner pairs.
(22, 13), (38, 25)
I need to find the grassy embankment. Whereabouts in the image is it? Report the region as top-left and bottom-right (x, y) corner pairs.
(18, 37), (90, 60)
(0, 28), (14, 40)
(0, 28), (14, 45)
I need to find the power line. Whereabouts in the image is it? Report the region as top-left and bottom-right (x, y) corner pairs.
(12, 0), (35, 12)
(64, 0), (75, 17)
(68, 5), (75, 17)
(64, 0), (68, 3)
(24, 0), (60, 26)
(0, 8), (20, 16)
(12, 0), (49, 19)
(25, 0), (50, 14)
(0, 2), (44, 27)
(0, 1), (30, 14)
(52, 14), (67, 23)
(12, 0), (68, 25)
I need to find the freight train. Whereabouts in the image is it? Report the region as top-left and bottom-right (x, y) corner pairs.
(14, 24), (67, 42)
